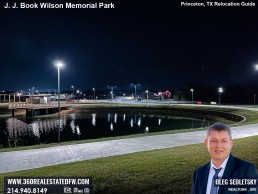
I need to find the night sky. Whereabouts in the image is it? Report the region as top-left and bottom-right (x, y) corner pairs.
(1, 0), (258, 92)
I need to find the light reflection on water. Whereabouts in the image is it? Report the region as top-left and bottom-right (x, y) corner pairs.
(91, 113), (96, 126)
(0, 112), (211, 148)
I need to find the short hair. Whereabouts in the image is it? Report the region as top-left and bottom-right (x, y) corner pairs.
(206, 123), (232, 139)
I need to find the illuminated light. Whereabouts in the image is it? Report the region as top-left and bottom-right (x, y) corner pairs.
(76, 125), (81, 135)
(218, 87), (224, 105)
(92, 113), (96, 126)
(31, 122), (40, 137)
(114, 113), (117, 123)
(130, 118), (133, 127)
(137, 118), (141, 126)
(70, 120), (75, 133)
(56, 61), (63, 68)
(145, 127), (149, 132)
(255, 64), (258, 70)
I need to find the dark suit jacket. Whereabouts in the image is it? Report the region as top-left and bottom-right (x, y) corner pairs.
(191, 154), (258, 194)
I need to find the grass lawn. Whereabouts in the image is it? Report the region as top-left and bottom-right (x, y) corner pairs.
(0, 135), (257, 194)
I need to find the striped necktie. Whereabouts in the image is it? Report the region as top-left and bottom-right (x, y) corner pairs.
(210, 167), (222, 194)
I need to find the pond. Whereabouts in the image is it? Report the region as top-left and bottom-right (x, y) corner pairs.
(0, 111), (212, 148)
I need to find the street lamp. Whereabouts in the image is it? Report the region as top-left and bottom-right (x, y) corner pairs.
(108, 86), (116, 100)
(131, 83), (140, 101)
(190, 89), (194, 104)
(92, 88), (95, 101)
(76, 90), (80, 96)
(56, 61), (63, 143)
(145, 90), (149, 105)
(17, 93), (21, 102)
(110, 91), (113, 100)
(218, 87), (223, 105)
(71, 85), (74, 95)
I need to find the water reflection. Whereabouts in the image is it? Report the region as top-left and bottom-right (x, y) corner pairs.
(0, 112), (211, 148)
(137, 118), (141, 127)
(145, 127), (149, 133)
(107, 114), (110, 122)
(92, 113), (96, 126)
(70, 114), (76, 134)
(158, 118), (161, 126)
(114, 114), (117, 123)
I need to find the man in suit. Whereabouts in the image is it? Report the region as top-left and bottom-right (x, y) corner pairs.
(191, 123), (258, 194)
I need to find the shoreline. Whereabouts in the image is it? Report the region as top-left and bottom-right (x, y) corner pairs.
(1, 104), (257, 152)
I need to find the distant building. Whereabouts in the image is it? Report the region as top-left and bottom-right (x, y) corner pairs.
(26, 94), (51, 104)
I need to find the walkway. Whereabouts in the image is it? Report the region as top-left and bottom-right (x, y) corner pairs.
(1, 123), (258, 174)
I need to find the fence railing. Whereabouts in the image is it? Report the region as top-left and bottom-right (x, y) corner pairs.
(8, 102), (67, 109)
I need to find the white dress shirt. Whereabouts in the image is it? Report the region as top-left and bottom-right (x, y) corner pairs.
(206, 156), (229, 194)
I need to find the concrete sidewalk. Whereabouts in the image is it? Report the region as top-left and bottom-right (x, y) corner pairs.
(1, 123), (258, 174)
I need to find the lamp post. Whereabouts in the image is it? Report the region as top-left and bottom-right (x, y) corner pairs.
(254, 94), (256, 105)
(134, 85), (137, 100)
(71, 85), (74, 95)
(218, 87), (223, 105)
(145, 90), (149, 105)
(190, 88), (194, 104)
(3, 94), (5, 103)
(108, 86), (116, 100)
(56, 61), (63, 143)
(110, 91), (113, 100)
(131, 83), (139, 101)
(93, 88), (95, 101)
(17, 93), (21, 102)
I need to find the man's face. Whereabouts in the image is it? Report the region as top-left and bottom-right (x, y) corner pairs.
(205, 129), (233, 165)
